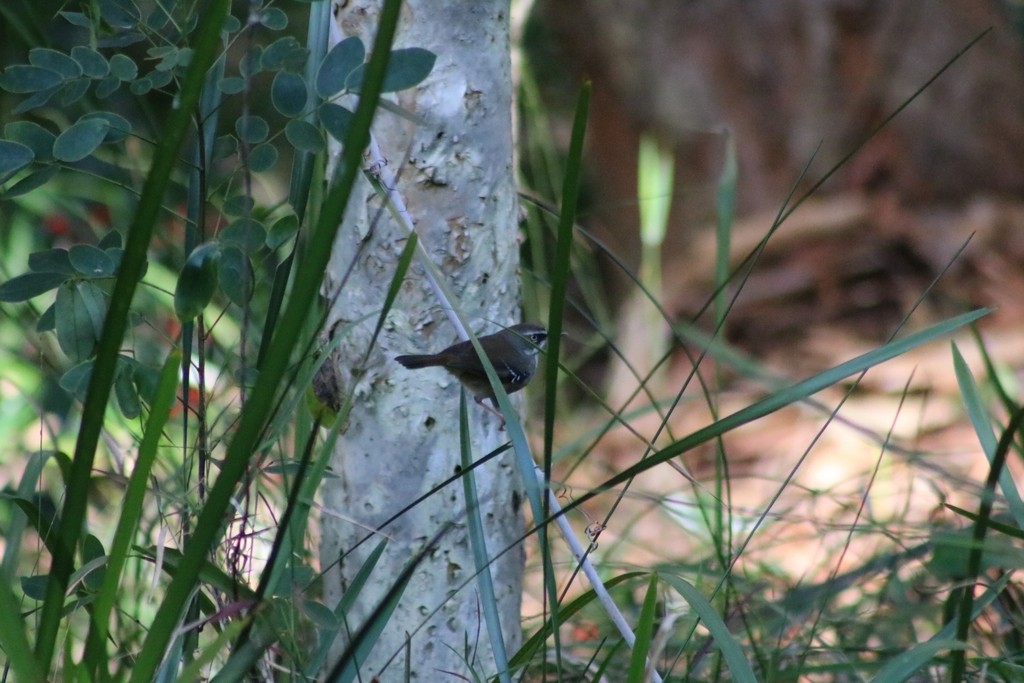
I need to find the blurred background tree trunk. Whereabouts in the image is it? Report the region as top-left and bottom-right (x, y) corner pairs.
(532, 0), (1024, 398)
(319, 1), (524, 680)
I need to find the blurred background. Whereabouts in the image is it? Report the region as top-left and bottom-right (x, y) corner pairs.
(525, 0), (1024, 356)
(514, 0), (1024, 599)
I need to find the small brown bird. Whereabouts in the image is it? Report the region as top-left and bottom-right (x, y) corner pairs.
(395, 323), (549, 418)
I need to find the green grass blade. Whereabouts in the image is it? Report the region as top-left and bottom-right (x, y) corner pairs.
(458, 392), (511, 683)
(714, 131), (737, 327)
(509, 572), (644, 668)
(303, 539), (389, 678)
(328, 533), (443, 683)
(660, 573), (757, 682)
(83, 352), (180, 676)
(950, 402), (1024, 681)
(543, 81), (588, 463)
(540, 80), (590, 675)
(952, 342), (1024, 527)
(870, 640), (968, 683)
(871, 573), (1006, 683)
(176, 618), (251, 683)
(626, 573), (658, 683)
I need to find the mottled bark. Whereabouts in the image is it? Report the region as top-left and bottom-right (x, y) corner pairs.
(318, 1), (524, 680)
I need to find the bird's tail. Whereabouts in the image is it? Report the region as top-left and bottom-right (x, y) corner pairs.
(394, 354), (443, 369)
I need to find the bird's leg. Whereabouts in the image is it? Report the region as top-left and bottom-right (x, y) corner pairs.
(476, 396), (507, 427)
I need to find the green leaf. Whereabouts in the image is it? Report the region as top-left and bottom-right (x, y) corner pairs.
(59, 360), (93, 400)
(69, 245), (115, 277)
(29, 249), (74, 275)
(235, 115), (269, 144)
(2, 166), (59, 199)
(0, 66), (63, 93)
(0, 271), (67, 302)
(218, 76), (245, 94)
(219, 246), (254, 306)
(262, 37), (307, 72)
(248, 143), (278, 172)
(128, 76), (151, 95)
(96, 31), (145, 49)
(21, 575), (49, 601)
(108, 54), (138, 81)
(319, 103), (354, 143)
(145, 16), (169, 38)
(29, 49), (82, 79)
(285, 119), (325, 152)
(348, 48), (436, 93)
(267, 214), (299, 250)
(174, 242), (221, 321)
(303, 600), (339, 628)
(60, 11), (92, 28)
(98, 230), (123, 250)
(147, 45), (178, 71)
(258, 7), (288, 30)
(221, 218), (266, 253)
(223, 195), (255, 216)
(12, 86), (60, 115)
(81, 535), (107, 592)
(55, 282), (104, 362)
(148, 69), (173, 89)
(4, 121), (56, 161)
(132, 361), (162, 403)
(37, 304), (56, 332)
(98, 0), (140, 28)
(271, 71), (308, 117)
(114, 361), (141, 419)
(95, 76), (120, 99)
(221, 14), (241, 33)
(381, 47), (436, 92)
(71, 46), (108, 79)
(316, 36), (364, 98)
(58, 79), (90, 107)
(213, 134), (238, 159)
(81, 112), (132, 143)
(0, 141), (34, 179)
(53, 118), (110, 163)
(239, 48), (263, 78)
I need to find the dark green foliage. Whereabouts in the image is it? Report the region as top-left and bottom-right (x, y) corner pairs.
(0, 1), (436, 419)
(0, 1), (436, 676)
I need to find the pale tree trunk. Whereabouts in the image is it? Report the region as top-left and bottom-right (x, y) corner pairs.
(319, 1), (524, 680)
